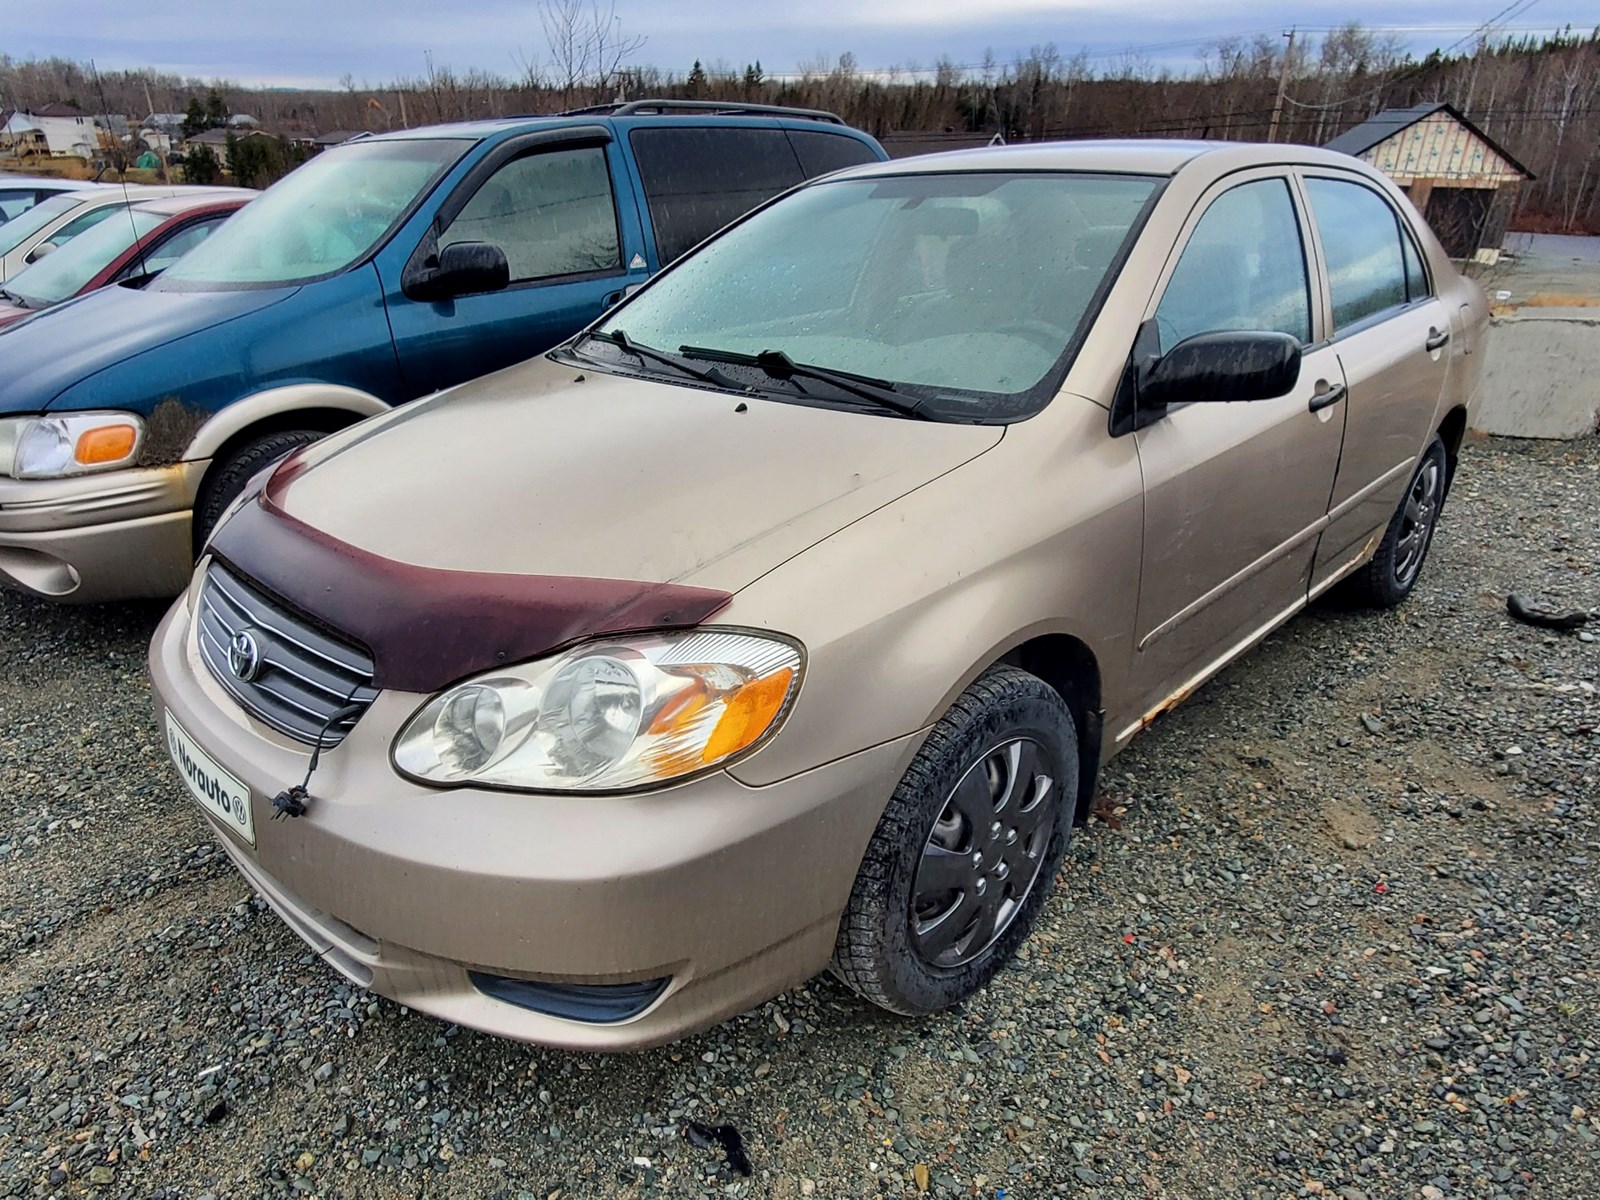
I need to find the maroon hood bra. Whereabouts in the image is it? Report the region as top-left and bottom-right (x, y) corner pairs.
(206, 451), (732, 694)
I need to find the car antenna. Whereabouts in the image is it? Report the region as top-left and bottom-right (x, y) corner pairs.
(90, 58), (153, 280)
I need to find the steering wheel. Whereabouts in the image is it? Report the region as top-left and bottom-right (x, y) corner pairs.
(993, 319), (1065, 353)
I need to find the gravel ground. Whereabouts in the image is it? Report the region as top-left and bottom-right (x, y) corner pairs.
(1, 435), (1596, 1200)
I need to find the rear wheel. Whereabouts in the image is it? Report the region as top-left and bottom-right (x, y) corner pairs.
(832, 666), (1076, 1015)
(193, 429), (322, 553)
(1341, 436), (1448, 609)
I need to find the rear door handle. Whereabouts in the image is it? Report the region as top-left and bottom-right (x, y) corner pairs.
(1425, 327), (1451, 352)
(1309, 382), (1347, 413)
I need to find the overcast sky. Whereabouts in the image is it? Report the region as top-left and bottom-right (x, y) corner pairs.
(7, 0), (1597, 88)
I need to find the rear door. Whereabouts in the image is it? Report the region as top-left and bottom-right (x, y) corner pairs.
(382, 128), (648, 394)
(1300, 173), (1450, 591)
(1127, 172), (1346, 720)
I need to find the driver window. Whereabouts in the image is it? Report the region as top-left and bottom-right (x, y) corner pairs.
(439, 145), (621, 283)
(1154, 178), (1311, 352)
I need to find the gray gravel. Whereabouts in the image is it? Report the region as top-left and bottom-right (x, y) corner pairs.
(1, 435), (1597, 1199)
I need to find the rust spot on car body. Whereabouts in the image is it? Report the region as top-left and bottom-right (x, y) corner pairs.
(140, 397), (207, 467)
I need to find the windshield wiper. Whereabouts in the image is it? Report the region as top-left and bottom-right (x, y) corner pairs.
(678, 346), (935, 421)
(579, 329), (738, 387)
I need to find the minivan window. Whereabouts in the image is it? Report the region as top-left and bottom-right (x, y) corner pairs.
(629, 127), (807, 263)
(1304, 178), (1409, 329)
(590, 171), (1158, 420)
(159, 139), (468, 288)
(788, 130), (881, 177)
(0, 189), (39, 222)
(1155, 178), (1311, 351)
(0, 193), (83, 257)
(7, 208), (165, 308)
(439, 145), (620, 282)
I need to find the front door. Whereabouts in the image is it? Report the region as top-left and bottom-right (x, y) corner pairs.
(382, 136), (648, 396)
(1300, 174), (1451, 591)
(1126, 173), (1345, 730)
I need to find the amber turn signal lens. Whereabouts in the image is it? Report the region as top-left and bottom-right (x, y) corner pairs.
(74, 424), (138, 466)
(702, 666), (795, 763)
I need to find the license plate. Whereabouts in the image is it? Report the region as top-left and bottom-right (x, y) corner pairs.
(165, 714), (255, 846)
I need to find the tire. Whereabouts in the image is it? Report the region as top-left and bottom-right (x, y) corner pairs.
(832, 666), (1077, 1016)
(193, 430), (323, 553)
(1340, 436), (1449, 609)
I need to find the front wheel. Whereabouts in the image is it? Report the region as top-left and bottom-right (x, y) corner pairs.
(832, 666), (1076, 1016)
(1341, 436), (1449, 609)
(192, 429), (323, 554)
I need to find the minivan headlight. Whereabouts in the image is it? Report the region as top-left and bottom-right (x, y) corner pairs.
(0, 413), (145, 479)
(392, 629), (803, 791)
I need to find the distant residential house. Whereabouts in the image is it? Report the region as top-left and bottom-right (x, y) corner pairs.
(4, 103), (96, 158)
(184, 127), (274, 153)
(311, 129), (362, 149)
(1325, 102), (1534, 264)
(227, 113), (262, 129)
(0, 112), (47, 155)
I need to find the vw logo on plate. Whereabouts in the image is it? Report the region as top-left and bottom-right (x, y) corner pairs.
(227, 629), (264, 682)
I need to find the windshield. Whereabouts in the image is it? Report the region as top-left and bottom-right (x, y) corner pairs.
(158, 138), (469, 287)
(589, 171), (1158, 420)
(0, 193), (85, 258)
(6, 208), (165, 308)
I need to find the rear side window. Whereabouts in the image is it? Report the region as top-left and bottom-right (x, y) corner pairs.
(629, 127), (806, 264)
(787, 130), (880, 178)
(440, 145), (622, 282)
(1154, 178), (1311, 352)
(45, 203), (123, 250)
(0, 189), (36, 222)
(1304, 178), (1409, 329)
(1401, 228), (1430, 301)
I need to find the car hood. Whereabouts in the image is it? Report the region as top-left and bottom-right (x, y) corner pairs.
(272, 355), (1004, 592)
(0, 283), (296, 415)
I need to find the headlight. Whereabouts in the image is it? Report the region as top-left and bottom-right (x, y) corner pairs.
(0, 413), (145, 479)
(393, 629), (803, 791)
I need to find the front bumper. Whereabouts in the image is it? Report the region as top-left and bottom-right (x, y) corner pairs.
(0, 463), (204, 602)
(148, 598), (919, 1050)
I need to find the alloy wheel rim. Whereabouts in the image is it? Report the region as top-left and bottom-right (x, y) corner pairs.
(909, 737), (1058, 969)
(1394, 458), (1441, 587)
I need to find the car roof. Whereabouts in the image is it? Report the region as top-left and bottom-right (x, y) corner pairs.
(0, 174), (105, 191)
(358, 108), (877, 146)
(831, 139), (1374, 179)
(130, 189), (255, 217)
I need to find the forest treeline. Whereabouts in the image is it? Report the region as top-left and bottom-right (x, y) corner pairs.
(3, 20), (1598, 230)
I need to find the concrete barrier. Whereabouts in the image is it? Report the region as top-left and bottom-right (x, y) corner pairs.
(1474, 308), (1600, 439)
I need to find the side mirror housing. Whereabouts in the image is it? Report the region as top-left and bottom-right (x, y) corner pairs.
(405, 241), (510, 302)
(1140, 330), (1302, 410)
(25, 242), (57, 264)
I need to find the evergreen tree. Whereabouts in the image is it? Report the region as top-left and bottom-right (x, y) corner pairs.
(183, 142), (220, 184)
(205, 88), (227, 128)
(687, 60), (708, 98)
(180, 97), (207, 139)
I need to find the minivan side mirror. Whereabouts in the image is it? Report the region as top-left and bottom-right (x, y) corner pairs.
(1140, 330), (1302, 410)
(406, 241), (510, 302)
(25, 241), (57, 263)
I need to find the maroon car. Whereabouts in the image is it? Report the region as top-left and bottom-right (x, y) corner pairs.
(0, 189), (254, 327)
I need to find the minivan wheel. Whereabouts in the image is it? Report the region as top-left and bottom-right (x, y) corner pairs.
(832, 666), (1076, 1016)
(193, 430), (322, 554)
(1342, 437), (1448, 609)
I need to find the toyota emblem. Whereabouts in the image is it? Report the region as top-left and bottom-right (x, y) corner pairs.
(228, 629), (264, 682)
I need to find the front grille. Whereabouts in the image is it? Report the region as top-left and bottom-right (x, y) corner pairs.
(197, 562), (379, 748)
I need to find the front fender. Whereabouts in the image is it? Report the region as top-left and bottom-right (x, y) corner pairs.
(722, 395), (1144, 788)
(181, 384), (390, 461)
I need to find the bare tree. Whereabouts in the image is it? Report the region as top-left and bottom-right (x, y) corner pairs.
(540, 0), (645, 108)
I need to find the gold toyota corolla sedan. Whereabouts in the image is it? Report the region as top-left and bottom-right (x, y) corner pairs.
(149, 141), (1488, 1049)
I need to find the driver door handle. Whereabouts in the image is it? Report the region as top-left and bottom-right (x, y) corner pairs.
(1308, 381), (1347, 413)
(1425, 327), (1451, 352)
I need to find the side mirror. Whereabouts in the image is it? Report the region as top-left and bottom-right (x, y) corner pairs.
(407, 241), (510, 302)
(25, 242), (57, 263)
(1140, 330), (1302, 410)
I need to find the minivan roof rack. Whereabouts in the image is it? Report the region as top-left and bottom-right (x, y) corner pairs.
(557, 99), (846, 125)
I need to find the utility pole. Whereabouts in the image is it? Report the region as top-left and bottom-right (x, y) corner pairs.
(1267, 28), (1296, 143)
